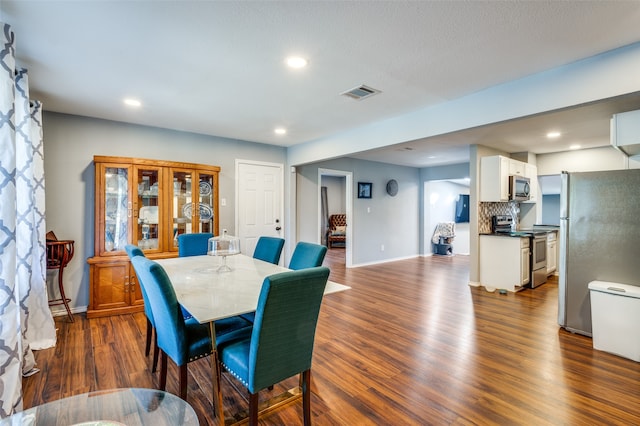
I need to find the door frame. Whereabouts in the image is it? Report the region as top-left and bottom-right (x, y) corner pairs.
(318, 168), (353, 268)
(235, 159), (285, 255)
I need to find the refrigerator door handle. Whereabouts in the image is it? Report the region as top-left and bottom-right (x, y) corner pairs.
(558, 172), (570, 327)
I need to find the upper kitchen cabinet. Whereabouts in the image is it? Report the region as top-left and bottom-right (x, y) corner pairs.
(509, 158), (526, 177)
(480, 155), (537, 203)
(611, 109), (640, 157)
(87, 156), (220, 317)
(480, 155), (510, 202)
(524, 163), (538, 203)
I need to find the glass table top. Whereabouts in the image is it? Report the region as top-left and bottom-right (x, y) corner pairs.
(1, 388), (198, 426)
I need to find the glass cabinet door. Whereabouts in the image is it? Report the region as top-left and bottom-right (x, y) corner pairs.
(135, 166), (162, 251)
(197, 173), (215, 234)
(103, 165), (131, 254)
(172, 170), (193, 250)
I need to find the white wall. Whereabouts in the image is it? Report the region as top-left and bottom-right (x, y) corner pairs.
(43, 112), (286, 315)
(321, 175), (346, 216)
(537, 146), (628, 175)
(425, 181), (470, 255)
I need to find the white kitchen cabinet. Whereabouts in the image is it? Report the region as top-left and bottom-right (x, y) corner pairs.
(480, 155), (534, 202)
(480, 235), (530, 292)
(523, 163), (538, 203)
(546, 232), (557, 275)
(611, 109), (640, 156)
(480, 155), (510, 202)
(521, 242), (531, 285)
(509, 159), (526, 177)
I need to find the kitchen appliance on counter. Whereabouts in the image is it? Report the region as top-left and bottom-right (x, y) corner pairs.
(558, 170), (640, 336)
(492, 215), (547, 288)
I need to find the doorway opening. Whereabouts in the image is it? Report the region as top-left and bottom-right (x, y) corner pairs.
(424, 179), (470, 256)
(318, 168), (353, 267)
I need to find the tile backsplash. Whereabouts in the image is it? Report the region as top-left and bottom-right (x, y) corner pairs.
(478, 202), (520, 233)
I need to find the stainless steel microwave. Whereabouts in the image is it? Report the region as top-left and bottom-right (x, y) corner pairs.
(509, 175), (530, 201)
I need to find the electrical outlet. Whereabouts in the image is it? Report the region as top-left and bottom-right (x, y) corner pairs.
(221, 198), (227, 206)
(381, 244), (385, 251)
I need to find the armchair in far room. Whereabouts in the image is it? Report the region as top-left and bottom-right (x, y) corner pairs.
(326, 214), (346, 248)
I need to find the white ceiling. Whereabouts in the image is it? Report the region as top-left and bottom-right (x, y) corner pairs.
(2, 1), (640, 167)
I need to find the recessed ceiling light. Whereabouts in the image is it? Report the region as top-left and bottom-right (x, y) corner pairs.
(124, 98), (141, 107)
(286, 56), (308, 69)
(569, 144), (581, 150)
(546, 131), (561, 139)
(274, 127), (287, 135)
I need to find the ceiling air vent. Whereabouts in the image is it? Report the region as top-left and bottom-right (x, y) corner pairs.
(341, 84), (381, 101)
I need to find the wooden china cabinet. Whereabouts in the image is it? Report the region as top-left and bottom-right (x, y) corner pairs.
(87, 156), (219, 318)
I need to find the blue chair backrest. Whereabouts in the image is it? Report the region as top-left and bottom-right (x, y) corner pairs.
(249, 266), (329, 392)
(125, 245), (154, 324)
(131, 256), (190, 365)
(253, 237), (285, 265)
(125, 244), (144, 259)
(288, 242), (327, 270)
(177, 233), (213, 257)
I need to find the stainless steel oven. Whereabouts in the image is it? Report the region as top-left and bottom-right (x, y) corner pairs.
(530, 234), (547, 288)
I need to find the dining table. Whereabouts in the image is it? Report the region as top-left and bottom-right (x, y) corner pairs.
(155, 253), (349, 425)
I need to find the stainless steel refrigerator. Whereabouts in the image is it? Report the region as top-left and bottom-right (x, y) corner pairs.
(558, 169), (640, 336)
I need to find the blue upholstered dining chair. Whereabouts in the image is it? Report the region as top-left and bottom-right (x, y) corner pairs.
(131, 256), (252, 400)
(253, 236), (285, 265)
(288, 241), (328, 270)
(177, 232), (213, 257)
(125, 244), (160, 372)
(241, 236), (286, 323)
(127, 244), (196, 371)
(217, 266), (330, 426)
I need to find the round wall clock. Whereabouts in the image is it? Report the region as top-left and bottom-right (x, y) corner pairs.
(386, 179), (398, 196)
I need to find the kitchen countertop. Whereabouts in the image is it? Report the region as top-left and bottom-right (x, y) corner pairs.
(480, 232), (534, 238)
(480, 230), (549, 238)
(532, 225), (560, 232)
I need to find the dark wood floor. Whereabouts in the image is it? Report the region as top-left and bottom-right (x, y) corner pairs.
(24, 249), (640, 425)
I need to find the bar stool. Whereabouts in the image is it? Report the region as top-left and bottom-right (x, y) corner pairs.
(46, 231), (75, 322)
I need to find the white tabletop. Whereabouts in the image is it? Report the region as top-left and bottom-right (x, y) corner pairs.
(155, 254), (349, 323)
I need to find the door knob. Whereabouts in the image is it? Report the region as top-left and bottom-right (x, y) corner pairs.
(275, 226), (282, 231)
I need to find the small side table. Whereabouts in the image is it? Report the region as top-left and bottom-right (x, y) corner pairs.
(46, 238), (75, 322)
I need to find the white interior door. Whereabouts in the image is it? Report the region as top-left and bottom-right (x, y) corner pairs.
(236, 160), (283, 259)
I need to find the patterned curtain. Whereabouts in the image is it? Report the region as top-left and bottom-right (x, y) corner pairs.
(0, 23), (56, 417)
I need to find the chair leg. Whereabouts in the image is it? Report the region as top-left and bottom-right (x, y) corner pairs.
(179, 364), (188, 400)
(249, 392), (259, 426)
(152, 333), (159, 373)
(145, 319), (152, 356)
(159, 351), (168, 391)
(302, 369), (311, 426)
